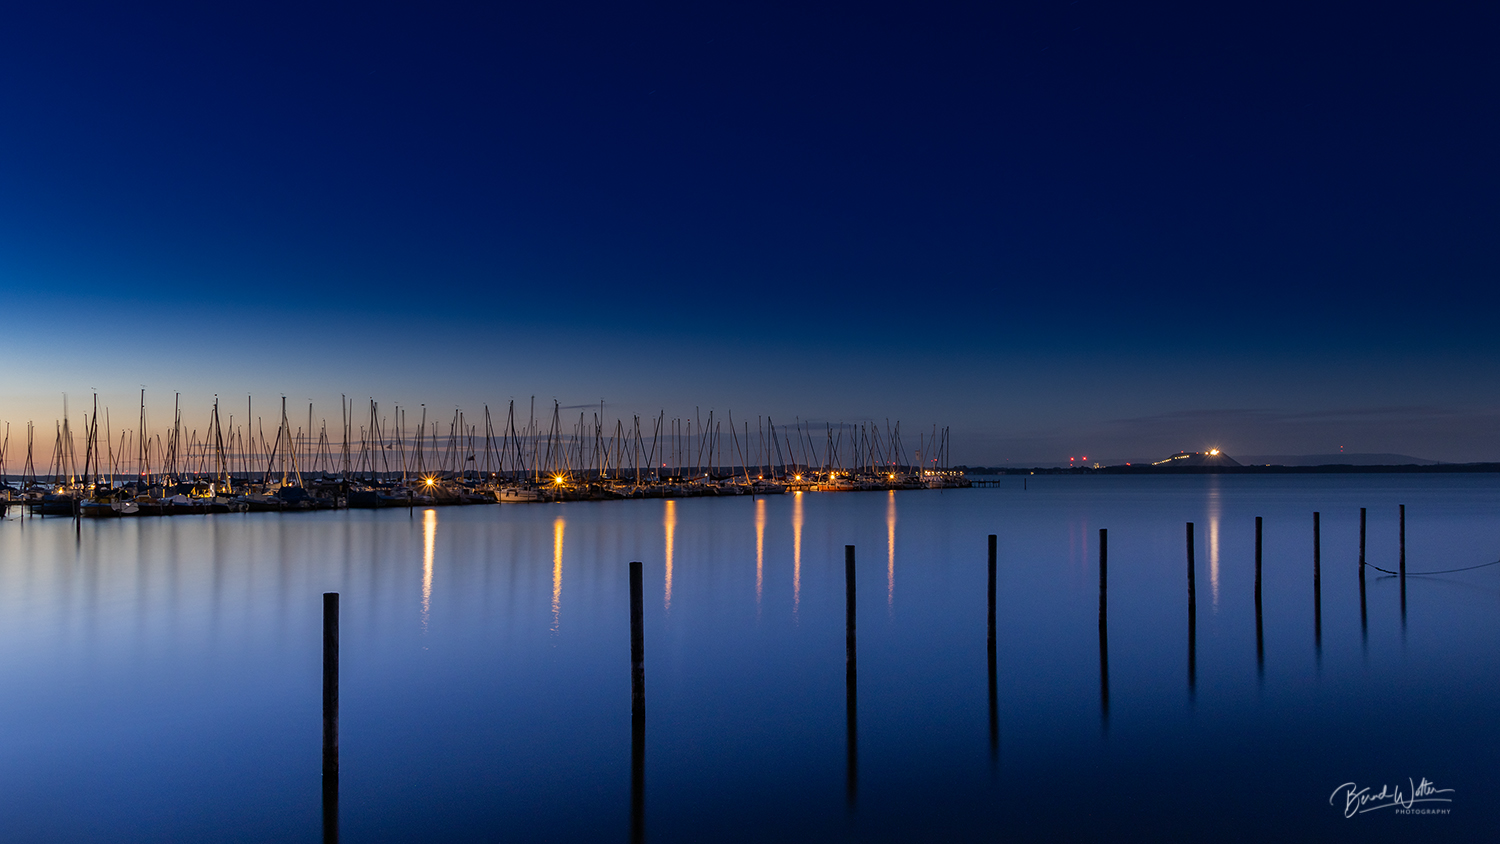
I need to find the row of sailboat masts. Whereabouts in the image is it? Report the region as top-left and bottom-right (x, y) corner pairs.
(2, 392), (293, 488)
(0, 394), (954, 486)
(917, 424), (954, 477)
(328, 399), (949, 483)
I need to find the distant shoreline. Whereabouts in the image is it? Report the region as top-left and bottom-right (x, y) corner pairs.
(966, 463), (1500, 475)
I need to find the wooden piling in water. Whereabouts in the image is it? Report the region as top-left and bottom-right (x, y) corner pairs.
(1254, 517), (1263, 604)
(1399, 504), (1406, 579)
(630, 562), (645, 719)
(1399, 504), (1407, 623)
(1098, 529), (1108, 726)
(987, 535), (996, 649)
(322, 592), (339, 844)
(1313, 512), (1321, 655)
(323, 593), (339, 777)
(1357, 509), (1367, 640)
(629, 561), (645, 844)
(1359, 507), (1366, 569)
(1255, 517), (1264, 675)
(987, 534), (997, 764)
(845, 545), (857, 808)
(1098, 529), (1108, 631)
(1186, 522), (1196, 694)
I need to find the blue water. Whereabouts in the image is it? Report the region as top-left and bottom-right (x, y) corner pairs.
(0, 475), (1495, 841)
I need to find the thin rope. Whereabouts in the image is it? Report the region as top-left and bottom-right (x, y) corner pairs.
(1367, 558), (1500, 576)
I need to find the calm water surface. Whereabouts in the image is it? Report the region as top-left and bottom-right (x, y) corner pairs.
(1, 475), (1496, 842)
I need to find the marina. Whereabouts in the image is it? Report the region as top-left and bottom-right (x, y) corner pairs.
(0, 394), (969, 517)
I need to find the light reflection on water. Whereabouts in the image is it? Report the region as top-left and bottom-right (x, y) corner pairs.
(792, 491), (803, 616)
(663, 500), (675, 612)
(754, 498), (765, 610)
(421, 508), (436, 631)
(0, 475), (1497, 842)
(551, 516), (564, 633)
(886, 490), (896, 610)
(1207, 476), (1222, 609)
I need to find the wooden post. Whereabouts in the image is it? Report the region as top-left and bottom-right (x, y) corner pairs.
(987, 535), (997, 649)
(987, 534), (997, 764)
(1313, 512), (1321, 657)
(1098, 529), (1108, 631)
(1254, 517), (1263, 604)
(630, 562), (645, 719)
(845, 545), (857, 808)
(629, 561), (645, 844)
(1358, 509), (1367, 643)
(1359, 507), (1366, 569)
(1255, 516), (1264, 675)
(1399, 504), (1406, 576)
(1399, 504), (1407, 624)
(323, 593), (339, 776)
(1186, 522), (1196, 694)
(322, 592), (339, 844)
(1098, 529), (1108, 728)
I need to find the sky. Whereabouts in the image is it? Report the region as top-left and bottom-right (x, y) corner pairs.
(1, 1), (1497, 464)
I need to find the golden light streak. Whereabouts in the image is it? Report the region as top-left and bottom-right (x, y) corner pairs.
(421, 508), (436, 631)
(664, 500), (676, 612)
(1207, 478), (1222, 609)
(755, 497), (765, 609)
(792, 491), (804, 616)
(551, 516), (565, 632)
(886, 489), (897, 609)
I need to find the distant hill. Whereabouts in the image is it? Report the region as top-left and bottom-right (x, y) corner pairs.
(1235, 453), (1439, 466)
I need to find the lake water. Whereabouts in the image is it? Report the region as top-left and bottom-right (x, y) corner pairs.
(0, 475), (1495, 842)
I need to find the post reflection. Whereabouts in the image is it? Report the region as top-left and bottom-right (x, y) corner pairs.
(421, 509), (436, 631)
(792, 492), (803, 616)
(1207, 478), (1221, 609)
(551, 517), (565, 633)
(1359, 559), (1368, 654)
(754, 498), (765, 609)
(663, 500), (676, 612)
(886, 491), (896, 609)
(1400, 575), (1407, 636)
(322, 783), (338, 844)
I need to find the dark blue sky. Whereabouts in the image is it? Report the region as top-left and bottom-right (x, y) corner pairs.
(2, 2), (1497, 463)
